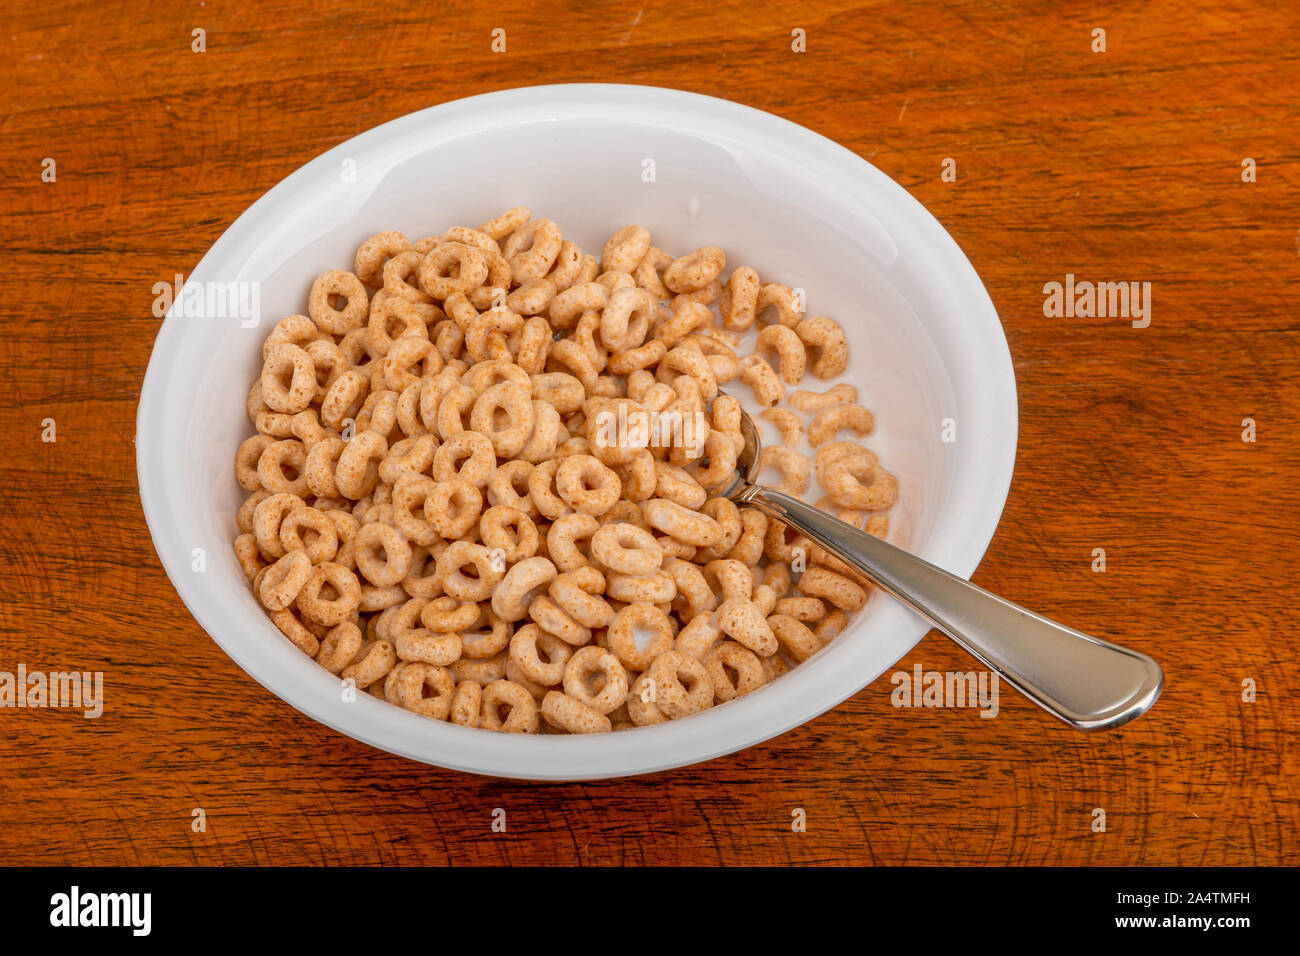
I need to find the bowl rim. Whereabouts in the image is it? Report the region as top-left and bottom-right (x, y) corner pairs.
(136, 82), (1019, 780)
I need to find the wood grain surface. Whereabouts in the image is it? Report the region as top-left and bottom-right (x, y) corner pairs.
(0, 0), (1296, 866)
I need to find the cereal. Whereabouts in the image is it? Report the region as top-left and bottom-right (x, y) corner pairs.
(808, 403), (876, 446)
(233, 209), (900, 739)
(540, 690), (611, 734)
(481, 679), (540, 733)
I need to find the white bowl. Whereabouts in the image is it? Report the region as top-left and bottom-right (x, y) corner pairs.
(136, 83), (1017, 780)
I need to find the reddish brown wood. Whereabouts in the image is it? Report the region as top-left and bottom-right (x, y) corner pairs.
(0, 0), (1296, 865)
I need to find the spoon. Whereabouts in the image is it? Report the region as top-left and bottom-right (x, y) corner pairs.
(723, 405), (1163, 730)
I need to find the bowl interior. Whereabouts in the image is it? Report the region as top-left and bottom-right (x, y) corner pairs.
(138, 84), (1016, 779)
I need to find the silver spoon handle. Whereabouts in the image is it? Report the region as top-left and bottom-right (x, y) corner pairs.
(737, 485), (1163, 730)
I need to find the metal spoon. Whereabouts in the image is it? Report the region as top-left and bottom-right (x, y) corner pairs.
(724, 406), (1163, 730)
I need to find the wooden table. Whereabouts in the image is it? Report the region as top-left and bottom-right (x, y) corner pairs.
(1, 0), (1296, 866)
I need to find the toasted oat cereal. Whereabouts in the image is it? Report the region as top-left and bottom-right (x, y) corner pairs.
(233, 211), (898, 736)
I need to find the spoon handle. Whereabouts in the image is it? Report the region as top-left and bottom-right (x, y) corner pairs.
(736, 484), (1163, 730)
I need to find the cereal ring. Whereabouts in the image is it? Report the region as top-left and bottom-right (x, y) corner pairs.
(773, 596), (828, 622)
(768, 613), (823, 662)
(469, 382), (535, 457)
(503, 218), (562, 283)
(252, 492), (305, 559)
(385, 662), (456, 719)
(759, 408), (802, 446)
(379, 433), (437, 488)
(719, 266), (760, 331)
(486, 459), (538, 517)
(755, 324), (807, 385)
(260, 343), (317, 414)
(309, 269), (369, 335)
(479, 505), (539, 562)
(354, 230), (411, 287)
(305, 339), (349, 400)
(704, 641), (766, 702)
(527, 594), (592, 646)
(270, 608), (320, 656)
(279, 506), (339, 563)
(431, 429), (495, 488)
(546, 513), (599, 572)
(359, 583), (408, 613)
(555, 455), (622, 516)
(686, 430), (739, 492)
(481, 679), (540, 733)
(235, 434), (274, 491)
(788, 383), (858, 414)
(664, 558), (716, 621)
(674, 609), (723, 659)
(808, 403), (875, 446)
(451, 651), (508, 685)
(823, 453), (898, 511)
(262, 314), (321, 361)
(798, 567), (869, 612)
(295, 562), (361, 626)
(794, 315), (848, 378)
(237, 490), (271, 534)
(738, 353), (784, 407)
(717, 598), (777, 656)
(334, 430), (387, 500)
(548, 566), (614, 628)
(436, 541), (504, 603)
(259, 550), (312, 611)
(563, 646), (629, 715)
(517, 400), (562, 463)
(502, 277), (554, 317)
(320, 369), (369, 431)
(546, 240), (585, 291)
(530, 374), (585, 417)
(459, 609), (512, 659)
(634, 246), (673, 300)
(646, 650), (714, 718)
(626, 673), (667, 726)
(383, 250), (434, 303)
(606, 603), (674, 670)
(663, 246), (725, 294)
(816, 609), (850, 642)
(658, 346), (717, 402)
(527, 459), (571, 521)
(591, 522), (664, 576)
(599, 286), (655, 351)
(600, 225), (651, 274)
(653, 462), (708, 510)
(342, 639), (397, 689)
(418, 242), (489, 300)
(540, 690), (611, 734)
(401, 544), (443, 599)
(393, 621), (462, 667)
(315, 621), (363, 673)
(642, 498), (722, 548)
(233, 533), (265, 582)
(327, 509), (361, 570)
(256, 439), (310, 497)
(509, 623), (573, 686)
(354, 521), (413, 588)
(755, 282), (802, 328)
(420, 595), (482, 634)
(491, 556), (558, 622)
(479, 206), (531, 241)
(450, 680), (481, 727)
(425, 478), (483, 538)
(548, 281), (608, 331)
